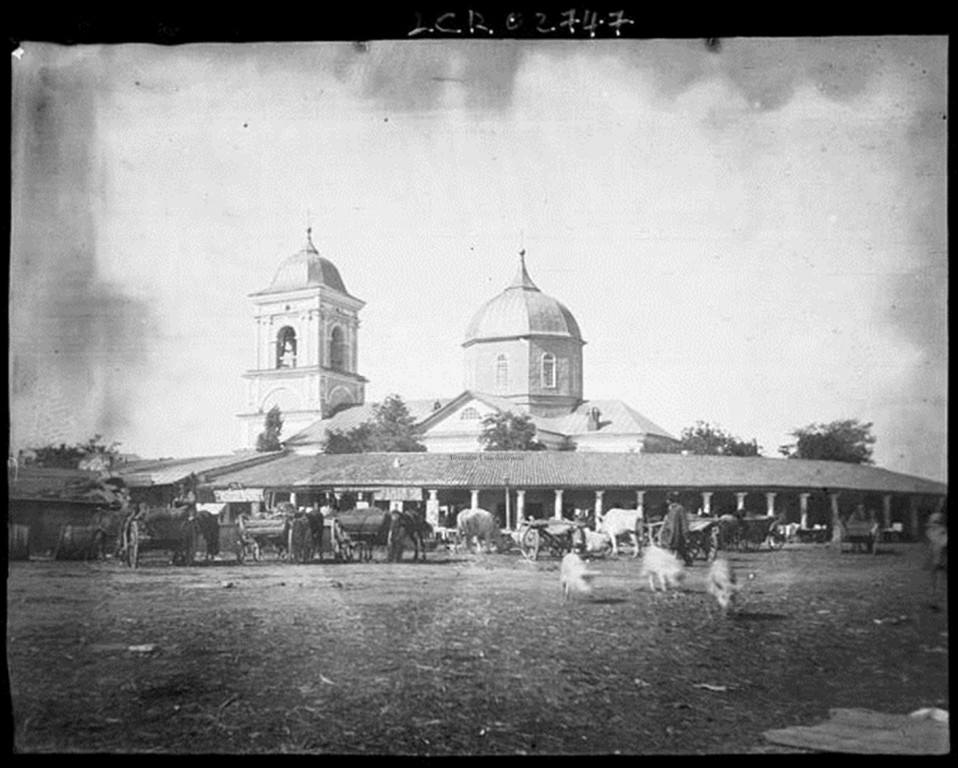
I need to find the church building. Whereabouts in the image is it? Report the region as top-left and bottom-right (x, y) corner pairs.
(241, 233), (678, 454)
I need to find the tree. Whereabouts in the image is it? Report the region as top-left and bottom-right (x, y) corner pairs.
(23, 434), (122, 469)
(256, 405), (284, 452)
(479, 411), (546, 451)
(322, 395), (426, 454)
(779, 418), (876, 464)
(644, 421), (761, 457)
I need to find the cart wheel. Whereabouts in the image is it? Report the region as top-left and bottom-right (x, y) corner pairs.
(769, 531), (786, 550)
(520, 527), (540, 560)
(236, 543), (245, 564)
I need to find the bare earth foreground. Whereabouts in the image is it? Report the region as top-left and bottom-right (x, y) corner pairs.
(7, 542), (949, 754)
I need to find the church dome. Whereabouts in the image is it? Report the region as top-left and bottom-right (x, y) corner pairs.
(253, 229), (350, 296)
(463, 252), (583, 346)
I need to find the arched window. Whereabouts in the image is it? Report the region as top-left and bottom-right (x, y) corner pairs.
(495, 354), (508, 389)
(276, 326), (297, 369)
(541, 353), (556, 388)
(329, 326), (346, 371)
(461, 407), (480, 420)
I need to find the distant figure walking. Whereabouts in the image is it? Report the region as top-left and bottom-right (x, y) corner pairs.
(925, 510), (947, 610)
(660, 501), (692, 566)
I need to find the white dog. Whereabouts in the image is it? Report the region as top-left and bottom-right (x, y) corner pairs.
(560, 552), (601, 601)
(639, 545), (686, 592)
(706, 558), (754, 615)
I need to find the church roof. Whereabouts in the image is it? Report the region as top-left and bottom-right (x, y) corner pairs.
(463, 251), (584, 347)
(545, 400), (675, 439)
(251, 229), (352, 297)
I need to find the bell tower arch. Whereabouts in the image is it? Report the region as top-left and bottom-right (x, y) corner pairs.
(238, 229), (367, 448)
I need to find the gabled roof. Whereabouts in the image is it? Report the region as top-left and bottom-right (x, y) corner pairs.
(546, 400), (676, 439)
(113, 451), (284, 487)
(204, 451), (948, 496)
(416, 390), (566, 438)
(284, 399), (454, 448)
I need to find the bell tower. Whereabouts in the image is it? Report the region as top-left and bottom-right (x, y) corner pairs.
(238, 229), (367, 448)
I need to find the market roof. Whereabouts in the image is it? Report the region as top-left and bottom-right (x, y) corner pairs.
(113, 451), (284, 488)
(463, 251), (584, 347)
(250, 229), (353, 298)
(7, 466), (127, 505)
(203, 451), (948, 496)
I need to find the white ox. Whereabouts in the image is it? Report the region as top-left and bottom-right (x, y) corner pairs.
(597, 508), (644, 558)
(456, 508), (501, 554)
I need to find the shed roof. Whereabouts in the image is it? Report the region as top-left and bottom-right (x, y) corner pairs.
(114, 451), (284, 487)
(203, 451), (948, 496)
(7, 466), (126, 505)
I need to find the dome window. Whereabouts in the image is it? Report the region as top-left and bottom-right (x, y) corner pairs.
(276, 326), (297, 369)
(329, 325), (347, 371)
(461, 407), (480, 421)
(495, 354), (509, 390)
(541, 353), (557, 388)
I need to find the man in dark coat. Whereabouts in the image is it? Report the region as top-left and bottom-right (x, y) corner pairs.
(660, 501), (692, 565)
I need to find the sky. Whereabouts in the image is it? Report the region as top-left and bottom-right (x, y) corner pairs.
(9, 37), (948, 482)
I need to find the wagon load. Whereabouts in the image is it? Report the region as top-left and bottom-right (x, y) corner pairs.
(120, 504), (209, 568)
(334, 509), (392, 562)
(54, 525), (107, 561)
(236, 515), (291, 562)
(8, 523), (30, 562)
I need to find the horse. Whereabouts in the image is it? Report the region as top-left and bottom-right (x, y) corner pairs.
(120, 503), (201, 568)
(387, 510), (432, 563)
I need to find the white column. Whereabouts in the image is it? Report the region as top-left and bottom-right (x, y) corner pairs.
(829, 492), (842, 545)
(516, 490), (526, 530)
(799, 493), (811, 529)
(765, 492), (777, 517)
(635, 490), (645, 520)
(594, 490), (605, 526)
(426, 489), (440, 528)
(470, 489), (480, 509)
(882, 495), (892, 529)
(290, 492), (298, 508)
(553, 489), (564, 520)
(735, 492), (747, 512)
(701, 491), (713, 516)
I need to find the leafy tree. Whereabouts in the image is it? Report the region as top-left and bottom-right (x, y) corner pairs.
(23, 434), (122, 469)
(479, 411), (546, 451)
(779, 418), (876, 464)
(322, 395), (426, 454)
(256, 405), (284, 452)
(644, 421), (761, 456)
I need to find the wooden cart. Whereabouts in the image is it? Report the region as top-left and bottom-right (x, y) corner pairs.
(518, 519), (588, 561)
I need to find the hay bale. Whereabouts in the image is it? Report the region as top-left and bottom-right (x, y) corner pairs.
(8, 524), (30, 561)
(54, 525), (104, 561)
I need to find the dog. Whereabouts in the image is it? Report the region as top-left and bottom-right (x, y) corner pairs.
(706, 558), (755, 615)
(639, 545), (686, 592)
(560, 551), (601, 601)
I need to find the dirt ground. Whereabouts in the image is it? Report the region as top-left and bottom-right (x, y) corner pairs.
(6, 540), (949, 754)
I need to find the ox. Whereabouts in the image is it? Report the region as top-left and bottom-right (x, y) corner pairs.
(572, 527), (612, 557)
(456, 508), (502, 554)
(597, 508), (644, 558)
